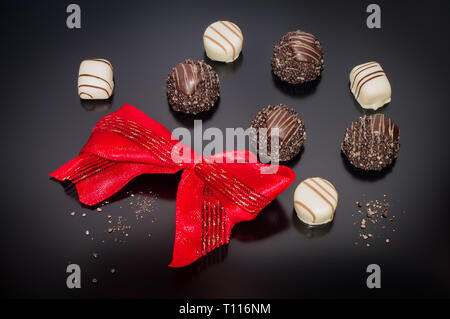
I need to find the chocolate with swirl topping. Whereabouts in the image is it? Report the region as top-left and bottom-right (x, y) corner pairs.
(173, 62), (202, 95)
(250, 104), (306, 162)
(166, 59), (220, 115)
(272, 30), (324, 84)
(341, 114), (400, 171)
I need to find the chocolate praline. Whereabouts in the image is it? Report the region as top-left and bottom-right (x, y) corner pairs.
(341, 114), (400, 171)
(271, 30), (324, 84)
(250, 104), (306, 162)
(166, 59), (220, 115)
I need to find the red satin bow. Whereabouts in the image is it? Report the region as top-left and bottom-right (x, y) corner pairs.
(50, 104), (295, 267)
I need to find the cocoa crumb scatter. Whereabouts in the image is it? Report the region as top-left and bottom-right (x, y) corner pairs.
(352, 195), (400, 248)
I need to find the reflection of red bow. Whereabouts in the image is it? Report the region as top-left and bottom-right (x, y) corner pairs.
(50, 104), (295, 267)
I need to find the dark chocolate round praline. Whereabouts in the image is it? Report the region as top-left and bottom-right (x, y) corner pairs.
(341, 114), (400, 171)
(166, 59), (220, 115)
(271, 30), (324, 84)
(250, 104), (306, 162)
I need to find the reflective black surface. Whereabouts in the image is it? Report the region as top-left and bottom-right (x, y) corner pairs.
(1, 0), (449, 298)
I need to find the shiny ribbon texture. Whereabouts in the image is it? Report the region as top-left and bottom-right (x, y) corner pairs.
(50, 104), (295, 267)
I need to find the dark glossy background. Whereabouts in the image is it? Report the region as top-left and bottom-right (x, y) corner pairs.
(1, 0), (449, 299)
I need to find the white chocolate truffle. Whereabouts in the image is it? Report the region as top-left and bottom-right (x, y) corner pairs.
(78, 59), (114, 99)
(349, 61), (391, 110)
(294, 177), (338, 226)
(203, 21), (243, 63)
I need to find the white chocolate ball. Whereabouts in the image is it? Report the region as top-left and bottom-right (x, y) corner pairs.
(78, 59), (114, 100)
(349, 61), (391, 110)
(294, 177), (338, 225)
(203, 21), (243, 63)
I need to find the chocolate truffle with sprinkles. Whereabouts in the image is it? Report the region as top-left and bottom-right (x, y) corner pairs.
(342, 114), (400, 171)
(271, 30), (324, 84)
(166, 59), (220, 115)
(250, 104), (306, 162)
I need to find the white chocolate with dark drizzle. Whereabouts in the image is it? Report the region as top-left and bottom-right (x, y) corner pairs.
(349, 61), (391, 110)
(294, 177), (338, 225)
(203, 21), (243, 63)
(78, 59), (114, 100)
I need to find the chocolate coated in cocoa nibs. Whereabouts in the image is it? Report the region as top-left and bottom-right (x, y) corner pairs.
(250, 104), (306, 162)
(271, 30), (324, 84)
(341, 114), (400, 171)
(166, 59), (220, 115)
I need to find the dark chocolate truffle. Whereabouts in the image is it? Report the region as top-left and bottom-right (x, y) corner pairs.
(341, 114), (400, 171)
(271, 30), (324, 84)
(250, 104), (306, 162)
(166, 59), (220, 115)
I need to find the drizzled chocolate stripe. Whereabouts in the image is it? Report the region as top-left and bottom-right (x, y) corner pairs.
(266, 107), (298, 143)
(79, 74), (113, 90)
(79, 92), (93, 99)
(369, 114), (399, 140)
(220, 21), (243, 41)
(302, 180), (335, 212)
(351, 61), (376, 75)
(355, 72), (385, 99)
(173, 63), (202, 95)
(209, 25), (236, 59)
(350, 64), (378, 90)
(294, 200), (316, 223)
(287, 31), (321, 63)
(203, 34), (227, 53)
(310, 178), (337, 203)
(78, 84), (110, 98)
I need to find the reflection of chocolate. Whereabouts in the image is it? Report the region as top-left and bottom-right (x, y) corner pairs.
(250, 104), (306, 162)
(341, 114), (400, 171)
(174, 63), (202, 95)
(232, 200), (289, 242)
(292, 210), (333, 238)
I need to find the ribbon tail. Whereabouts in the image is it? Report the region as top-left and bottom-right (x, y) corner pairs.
(50, 153), (181, 206)
(169, 169), (232, 268)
